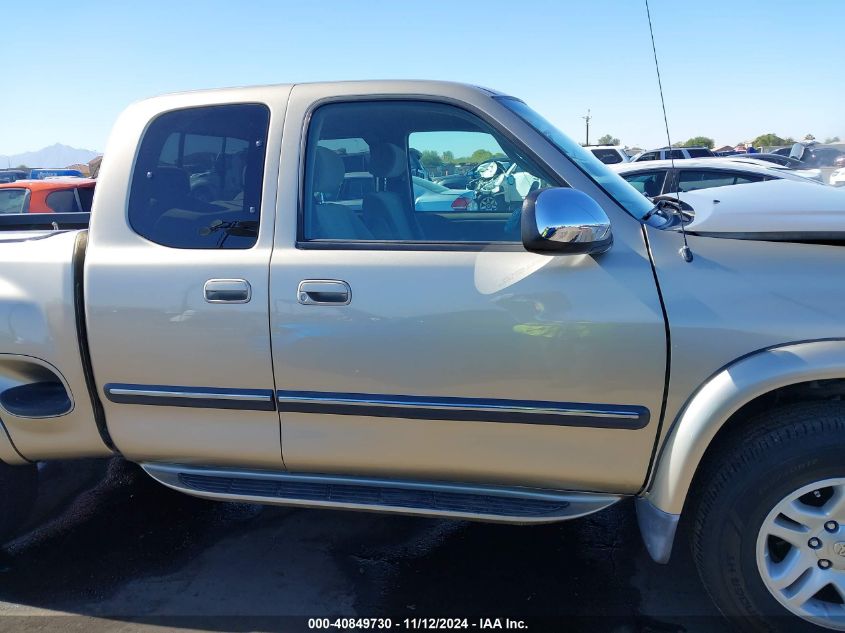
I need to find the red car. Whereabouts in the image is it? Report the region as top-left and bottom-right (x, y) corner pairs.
(0, 178), (95, 214)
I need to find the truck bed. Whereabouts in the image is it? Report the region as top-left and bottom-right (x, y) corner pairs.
(0, 229), (111, 460)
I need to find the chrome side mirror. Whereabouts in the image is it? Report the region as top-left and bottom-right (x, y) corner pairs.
(521, 187), (613, 255)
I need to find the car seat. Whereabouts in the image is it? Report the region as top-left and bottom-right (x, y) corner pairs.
(310, 147), (373, 240)
(362, 143), (419, 240)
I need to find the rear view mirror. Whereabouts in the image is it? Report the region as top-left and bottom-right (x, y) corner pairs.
(521, 187), (612, 256)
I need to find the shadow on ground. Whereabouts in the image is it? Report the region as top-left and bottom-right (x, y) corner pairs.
(0, 458), (724, 632)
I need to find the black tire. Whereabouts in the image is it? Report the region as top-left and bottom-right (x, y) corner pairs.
(0, 461), (38, 544)
(690, 401), (845, 632)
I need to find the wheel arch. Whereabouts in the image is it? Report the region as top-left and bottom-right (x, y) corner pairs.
(638, 339), (845, 563)
(642, 339), (845, 515)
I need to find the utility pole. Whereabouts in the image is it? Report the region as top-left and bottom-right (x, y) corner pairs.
(582, 109), (592, 146)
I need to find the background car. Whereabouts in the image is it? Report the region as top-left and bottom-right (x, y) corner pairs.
(0, 178), (96, 214)
(433, 174), (471, 190)
(611, 158), (823, 197)
(674, 177), (845, 234)
(412, 176), (476, 211)
(586, 145), (630, 164)
(333, 173), (476, 212)
(27, 168), (84, 180)
(0, 169), (28, 184)
(723, 155), (823, 182)
(629, 146), (715, 162)
(772, 144), (845, 167)
(738, 153), (806, 168)
(830, 168), (845, 187)
(471, 160), (541, 211)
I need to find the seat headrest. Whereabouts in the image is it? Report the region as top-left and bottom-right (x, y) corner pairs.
(369, 143), (406, 179)
(314, 146), (345, 195)
(150, 166), (189, 200)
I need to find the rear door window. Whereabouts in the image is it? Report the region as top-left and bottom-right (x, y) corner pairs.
(128, 103), (270, 249)
(678, 170), (765, 192)
(621, 170), (667, 196)
(46, 189), (80, 212)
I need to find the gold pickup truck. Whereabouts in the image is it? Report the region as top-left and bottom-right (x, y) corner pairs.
(0, 81), (843, 632)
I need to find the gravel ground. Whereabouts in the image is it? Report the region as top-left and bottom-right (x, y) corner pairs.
(0, 458), (729, 632)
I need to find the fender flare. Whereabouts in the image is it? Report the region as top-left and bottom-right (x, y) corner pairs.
(638, 338), (845, 563)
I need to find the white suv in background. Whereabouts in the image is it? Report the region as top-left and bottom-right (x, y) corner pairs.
(630, 146), (715, 162)
(587, 145), (630, 164)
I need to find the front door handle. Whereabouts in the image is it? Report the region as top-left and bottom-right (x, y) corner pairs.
(204, 279), (251, 303)
(298, 280), (351, 305)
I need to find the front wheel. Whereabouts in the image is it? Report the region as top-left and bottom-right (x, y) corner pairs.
(691, 402), (845, 632)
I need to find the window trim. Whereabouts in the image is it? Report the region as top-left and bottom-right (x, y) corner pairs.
(295, 95), (566, 252)
(297, 240), (525, 252)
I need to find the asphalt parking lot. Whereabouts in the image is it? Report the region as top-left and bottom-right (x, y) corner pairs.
(0, 458), (731, 632)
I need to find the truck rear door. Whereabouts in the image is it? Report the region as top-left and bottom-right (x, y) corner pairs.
(85, 88), (288, 468)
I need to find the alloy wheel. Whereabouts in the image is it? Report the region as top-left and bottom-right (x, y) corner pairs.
(757, 478), (845, 629)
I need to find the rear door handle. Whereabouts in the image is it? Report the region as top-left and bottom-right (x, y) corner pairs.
(298, 280), (351, 305)
(204, 279), (251, 303)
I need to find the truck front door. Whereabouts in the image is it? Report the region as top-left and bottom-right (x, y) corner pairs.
(269, 89), (667, 493)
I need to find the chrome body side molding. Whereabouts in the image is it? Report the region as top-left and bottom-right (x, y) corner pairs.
(103, 384), (276, 411)
(276, 390), (649, 429)
(103, 382), (649, 430)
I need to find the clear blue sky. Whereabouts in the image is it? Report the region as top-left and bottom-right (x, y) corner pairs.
(2, 0), (842, 155)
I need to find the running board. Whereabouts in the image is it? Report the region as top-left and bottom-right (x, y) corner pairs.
(141, 463), (621, 524)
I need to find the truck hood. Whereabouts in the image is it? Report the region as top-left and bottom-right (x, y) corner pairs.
(678, 179), (845, 239)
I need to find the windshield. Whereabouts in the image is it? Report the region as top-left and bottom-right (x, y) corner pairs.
(496, 97), (654, 220)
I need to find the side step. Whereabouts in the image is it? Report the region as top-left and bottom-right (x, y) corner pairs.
(141, 463), (621, 524)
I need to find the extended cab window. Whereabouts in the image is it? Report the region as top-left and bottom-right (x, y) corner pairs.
(128, 103), (270, 249)
(301, 101), (556, 245)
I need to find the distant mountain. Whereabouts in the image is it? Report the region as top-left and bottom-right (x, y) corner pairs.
(0, 143), (100, 169)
